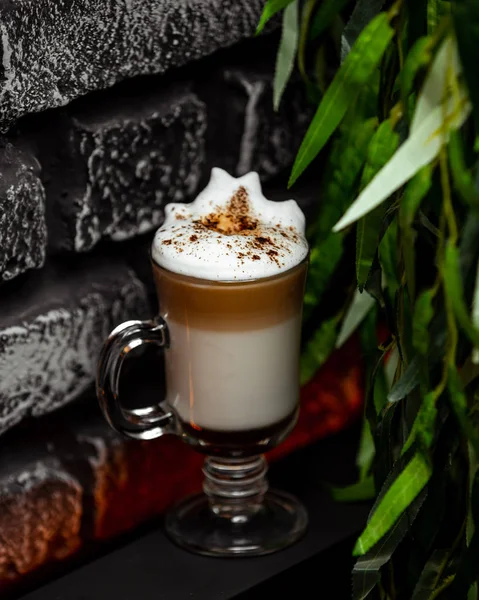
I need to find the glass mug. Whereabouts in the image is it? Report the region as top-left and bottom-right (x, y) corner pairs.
(97, 253), (309, 557)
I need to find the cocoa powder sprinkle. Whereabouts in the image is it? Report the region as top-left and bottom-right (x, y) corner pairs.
(196, 186), (259, 235)
(159, 186), (302, 269)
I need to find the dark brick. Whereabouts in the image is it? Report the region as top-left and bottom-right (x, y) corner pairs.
(0, 255), (149, 435)
(0, 142), (46, 282)
(19, 83), (207, 253)
(0, 453), (82, 587)
(0, 0), (271, 131)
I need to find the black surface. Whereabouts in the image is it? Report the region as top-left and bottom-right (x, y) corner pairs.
(19, 427), (370, 600)
(232, 536), (356, 599)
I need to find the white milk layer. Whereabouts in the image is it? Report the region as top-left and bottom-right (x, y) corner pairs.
(164, 314), (302, 431)
(152, 168), (308, 281)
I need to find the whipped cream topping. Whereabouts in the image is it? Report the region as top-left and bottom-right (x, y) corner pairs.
(152, 168), (308, 281)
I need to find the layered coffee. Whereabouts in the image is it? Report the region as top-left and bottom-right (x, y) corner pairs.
(152, 168), (308, 454)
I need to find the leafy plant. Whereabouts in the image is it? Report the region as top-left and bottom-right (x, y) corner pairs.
(259, 0), (479, 598)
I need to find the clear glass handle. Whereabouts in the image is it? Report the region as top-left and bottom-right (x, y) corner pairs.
(96, 317), (177, 440)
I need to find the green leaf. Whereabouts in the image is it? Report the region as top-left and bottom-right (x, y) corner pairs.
(453, 0), (479, 129)
(336, 288), (376, 349)
(418, 211), (441, 238)
(460, 212), (479, 280)
(373, 403), (401, 493)
(357, 419), (376, 480)
(359, 305), (383, 422)
(400, 284), (416, 367)
(399, 165), (434, 300)
(379, 218), (400, 300)
(256, 0), (295, 34)
(356, 119), (399, 289)
(334, 38), (471, 232)
(289, 12), (394, 186)
(331, 476), (376, 502)
(297, 0), (317, 83)
(384, 346), (399, 389)
(388, 357), (420, 403)
(353, 452), (432, 556)
(334, 85), (471, 230)
(413, 290), (434, 357)
(444, 241), (479, 352)
(449, 470), (479, 597)
(427, 0), (440, 33)
(332, 318), (378, 507)
(451, 530), (479, 598)
(371, 411), (450, 597)
(273, 2), (299, 111)
(388, 316), (448, 403)
(388, 312), (447, 403)
(411, 35), (462, 132)
(314, 117), (378, 242)
(402, 391), (437, 455)
(352, 479), (427, 600)
(310, 0), (351, 41)
(340, 0), (386, 61)
(400, 36), (433, 111)
(448, 366), (479, 458)
(400, 166), (434, 231)
(360, 121), (400, 190)
(302, 118), (378, 320)
(411, 550), (453, 599)
(473, 260), (479, 364)
(449, 129), (479, 209)
(408, 440), (450, 573)
(412, 289), (434, 396)
(300, 315), (340, 385)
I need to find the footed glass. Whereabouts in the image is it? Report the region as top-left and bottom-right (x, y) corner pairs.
(96, 257), (309, 557)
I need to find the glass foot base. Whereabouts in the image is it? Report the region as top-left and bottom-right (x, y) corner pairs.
(164, 489), (308, 557)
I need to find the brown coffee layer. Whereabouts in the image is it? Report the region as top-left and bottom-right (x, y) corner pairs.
(152, 259), (308, 331)
(179, 408), (298, 457)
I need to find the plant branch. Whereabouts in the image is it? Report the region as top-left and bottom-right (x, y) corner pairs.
(440, 149), (458, 245)
(429, 574), (455, 600)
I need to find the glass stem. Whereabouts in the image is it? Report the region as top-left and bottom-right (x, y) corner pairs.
(203, 455), (268, 522)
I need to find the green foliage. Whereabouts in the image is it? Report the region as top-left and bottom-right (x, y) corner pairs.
(262, 0), (479, 596)
(412, 290), (434, 358)
(445, 242), (479, 351)
(453, 0), (479, 129)
(356, 119), (399, 290)
(302, 116), (377, 327)
(273, 2), (299, 111)
(400, 37), (433, 110)
(353, 452), (432, 556)
(300, 314), (340, 385)
(331, 476), (375, 502)
(449, 130), (479, 209)
(256, 0), (295, 34)
(289, 12), (395, 186)
(310, 0), (351, 41)
(399, 165), (433, 300)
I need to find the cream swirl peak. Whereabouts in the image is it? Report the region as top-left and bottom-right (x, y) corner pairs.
(152, 168), (308, 281)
